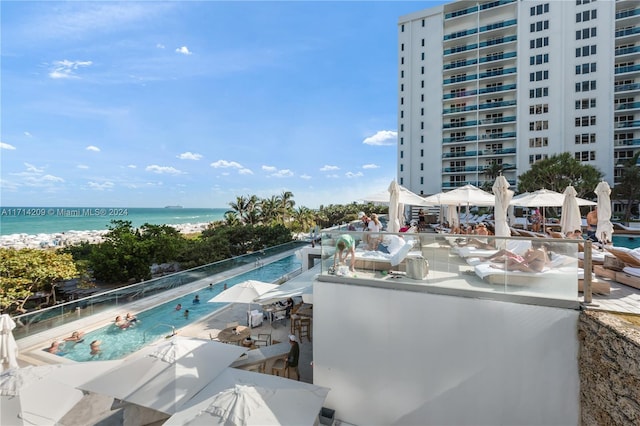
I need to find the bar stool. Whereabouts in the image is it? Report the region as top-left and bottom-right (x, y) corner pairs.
(271, 358), (289, 377)
(296, 317), (312, 343)
(289, 314), (300, 335)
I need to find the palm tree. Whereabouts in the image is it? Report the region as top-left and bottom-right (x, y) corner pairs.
(260, 196), (280, 225)
(291, 206), (315, 233)
(228, 196), (249, 224)
(279, 191), (295, 225)
(245, 195), (261, 225)
(223, 211), (241, 227)
(482, 162), (503, 191)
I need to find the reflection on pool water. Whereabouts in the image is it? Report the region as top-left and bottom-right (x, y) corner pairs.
(54, 255), (301, 362)
(612, 235), (640, 249)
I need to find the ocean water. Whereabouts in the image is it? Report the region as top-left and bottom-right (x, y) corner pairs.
(0, 207), (227, 236)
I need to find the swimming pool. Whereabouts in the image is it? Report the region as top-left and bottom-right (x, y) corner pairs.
(53, 255), (301, 362)
(612, 235), (640, 249)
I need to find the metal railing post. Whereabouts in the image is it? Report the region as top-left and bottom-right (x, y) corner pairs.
(584, 241), (593, 304)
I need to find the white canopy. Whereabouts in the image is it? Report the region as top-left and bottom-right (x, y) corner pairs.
(362, 184), (430, 206)
(80, 337), (246, 415)
(510, 188), (596, 207)
(208, 280), (279, 305)
(164, 368), (330, 426)
(253, 274), (314, 305)
(1, 361), (121, 426)
(422, 184), (495, 206)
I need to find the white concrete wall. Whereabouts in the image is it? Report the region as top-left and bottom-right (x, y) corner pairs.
(313, 281), (580, 425)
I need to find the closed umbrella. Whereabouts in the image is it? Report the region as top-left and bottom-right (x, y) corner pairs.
(595, 181), (614, 244)
(164, 368), (330, 426)
(492, 176), (514, 248)
(560, 186), (582, 236)
(0, 314), (18, 371)
(388, 180), (401, 233)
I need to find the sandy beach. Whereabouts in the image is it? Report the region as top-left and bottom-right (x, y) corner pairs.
(0, 222), (211, 250)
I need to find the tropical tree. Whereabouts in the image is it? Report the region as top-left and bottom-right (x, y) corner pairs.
(228, 196), (249, 224)
(612, 152), (640, 223)
(245, 195), (261, 225)
(279, 191), (295, 225)
(291, 206), (316, 233)
(260, 195), (280, 225)
(0, 248), (77, 314)
(482, 162), (504, 192)
(517, 152), (603, 197)
(223, 211), (241, 227)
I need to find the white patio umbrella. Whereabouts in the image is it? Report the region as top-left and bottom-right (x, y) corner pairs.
(492, 176), (514, 248)
(595, 181), (614, 244)
(164, 368), (330, 426)
(253, 275), (314, 305)
(79, 337), (246, 415)
(1, 361), (121, 426)
(388, 180), (401, 233)
(560, 186), (582, 236)
(0, 314), (18, 371)
(422, 184), (495, 206)
(362, 183), (431, 206)
(208, 280), (279, 322)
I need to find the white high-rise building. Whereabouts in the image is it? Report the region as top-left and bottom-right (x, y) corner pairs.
(397, 0), (640, 210)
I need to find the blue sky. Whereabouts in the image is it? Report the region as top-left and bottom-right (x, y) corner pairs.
(1, 1), (442, 209)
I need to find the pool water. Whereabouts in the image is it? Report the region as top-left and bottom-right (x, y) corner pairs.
(612, 235), (640, 249)
(55, 255), (301, 362)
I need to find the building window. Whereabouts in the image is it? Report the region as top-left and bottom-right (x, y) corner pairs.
(575, 133), (596, 144)
(420, 176), (424, 184)
(401, 43), (404, 51)
(529, 87), (549, 98)
(400, 150), (404, 158)
(575, 98), (597, 109)
(530, 53), (549, 65)
(400, 164), (403, 172)
(400, 137), (404, 145)
(575, 115), (596, 127)
(529, 104), (549, 114)
(420, 149), (424, 157)
(529, 154), (549, 164)
(574, 151), (596, 161)
(529, 137), (549, 147)
(420, 163), (424, 171)
(529, 120), (549, 131)
(401, 24), (404, 32)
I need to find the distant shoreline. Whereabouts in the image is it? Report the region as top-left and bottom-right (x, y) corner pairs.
(0, 222), (211, 250)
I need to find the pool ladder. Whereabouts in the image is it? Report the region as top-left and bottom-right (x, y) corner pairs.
(143, 323), (176, 341)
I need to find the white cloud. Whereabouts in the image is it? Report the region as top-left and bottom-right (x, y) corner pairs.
(176, 46), (192, 55)
(49, 59), (93, 79)
(145, 165), (183, 175)
(300, 174), (312, 180)
(362, 164), (379, 169)
(239, 168), (254, 175)
(177, 152), (202, 160)
(41, 174), (65, 182)
(345, 171), (364, 178)
(77, 164), (89, 169)
(127, 164), (137, 169)
(24, 163), (44, 173)
(320, 165), (339, 172)
(1, 142), (16, 150)
(211, 160), (244, 169)
(271, 169), (294, 178)
(88, 181), (114, 190)
(24, 132), (32, 137)
(262, 165), (277, 172)
(326, 174), (340, 179)
(86, 145), (101, 152)
(363, 130), (397, 146)
(157, 43), (165, 49)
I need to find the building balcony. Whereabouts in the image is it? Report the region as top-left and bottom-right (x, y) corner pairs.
(615, 45), (640, 56)
(479, 51), (517, 64)
(616, 8), (640, 20)
(444, 28), (478, 41)
(478, 116), (516, 125)
(443, 74), (478, 85)
(615, 138), (640, 147)
(478, 34), (517, 49)
(479, 67), (517, 79)
(615, 120), (640, 129)
(479, 100), (517, 110)
(615, 101), (640, 111)
(615, 64), (640, 75)
(443, 105), (478, 114)
(443, 89), (478, 100)
(443, 120), (479, 129)
(478, 83), (517, 95)
(614, 82), (640, 93)
(479, 131), (516, 140)
(441, 147), (516, 159)
(444, 4), (478, 20)
(615, 26), (640, 39)
(443, 43), (479, 56)
(479, 19), (517, 34)
(444, 58), (479, 71)
(443, 135), (478, 144)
